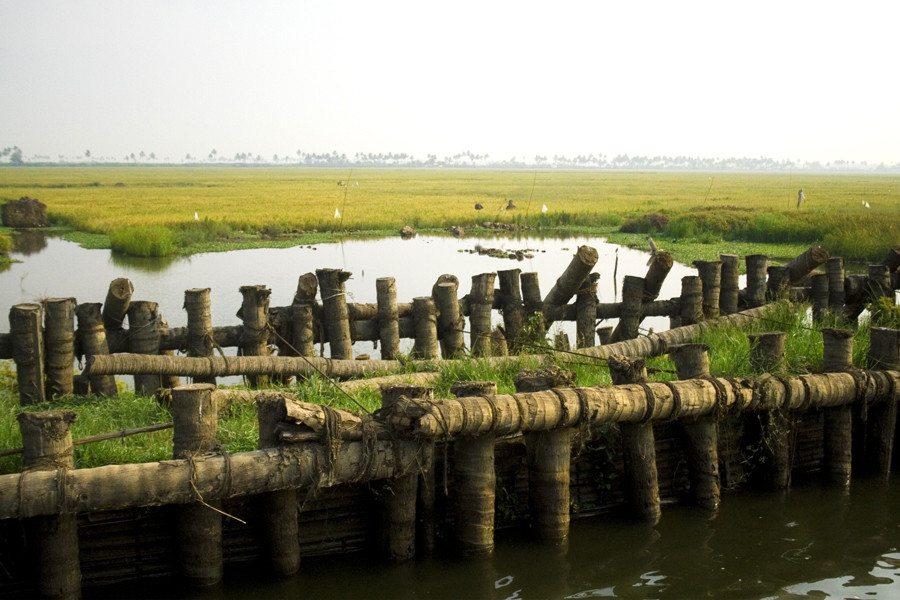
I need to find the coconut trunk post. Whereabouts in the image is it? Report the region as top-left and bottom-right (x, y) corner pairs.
(693, 260), (722, 320)
(785, 246), (830, 283)
(821, 328), (854, 487)
(257, 394), (300, 575)
(377, 384), (432, 562)
(826, 257), (846, 315)
(316, 269), (353, 360)
(450, 381), (499, 556)
(375, 277), (400, 360)
(127, 301), (162, 396)
(867, 264), (892, 302)
(497, 269), (525, 353)
(515, 370), (574, 541)
(610, 276), (645, 342)
(644, 252), (674, 303)
(172, 383), (222, 586)
(718, 254), (740, 316)
(102, 277), (133, 331)
(811, 274), (830, 324)
(9, 303), (45, 405)
(184, 288), (216, 385)
(157, 315), (183, 390)
(433, 278), (464, 358)
(412, 297), (439, 359)
(18, 410), (81, 600)
(607, 356), (661, 524)
(521, 272), (545, 340)
(290, 303), (315, 357)
(43, 297), (77, 399)
(238, 285), (272, 387)
(679, 276), (703, 326)
(470, 273), (496, 357)
(747, 332), (792, 490)
(575, 273), (599, 348)
(766, 266), (790, 301)
(863, 327), (900, 481)
(669, 343), (720, 511)
(75, 303), (118, 396)
(542, 245), (598, 326)
(744, 255), (768, 309)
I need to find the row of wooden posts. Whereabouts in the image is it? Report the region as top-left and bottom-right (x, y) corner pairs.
(4, 244), (900, 406)
(3, 324), (900, 598)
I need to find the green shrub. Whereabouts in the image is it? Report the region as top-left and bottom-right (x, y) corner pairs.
(110, 225), (177, 257)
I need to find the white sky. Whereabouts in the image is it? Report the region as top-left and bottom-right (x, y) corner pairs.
(1, 0), (897, 164)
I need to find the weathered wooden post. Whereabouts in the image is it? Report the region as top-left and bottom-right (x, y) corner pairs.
(412, 297), (439, 359)
(864, 327), (900, 481)
(785, 246), (830, 283)
(744, 254), (768, 309)
(669, 343), (720, 510)
(608, 356), (660, 524)
(575, 273), (599, 348)
(257, 394), (300, 575)
(43, 297), (76, 398)
(542, 246), (598, 325)
(811, 274), (830, 324)
(867, 264), (892, 301)
(172, 383), (222, 586)
(377, 384), (432, 562)
(644, 252), (673, 302)
(10, 303), (45, 405)
(376, 277), (400, 359)
(497, 269), (525, 352)
(316, 269), (353, 360)
(157, 315), (183, 390)
(75, 303), (118, 396)
(766, 266), (790, 301)
(470, 273), (496, 357)
(184, 288), (216, 385)
(521, 272), (545, 340)
(238, 285), (272, 387)
(126, 301), (163, 396)
(719, 254), (740, 316)
(433, 278), (464, 358)
(826, 257), (846, 314)
(290, 303), (315, 357)
(18, 410), (81, 600)
(748, 331), (792, 489)
(679, 276), (703, 326)
(515, 367), (576, 541)
(693, 260), (722, 320)
(821, 328), (854, 487)
(450, 381), (498, 556)
(102, 277), (133, 331)
(610, 276), (644, 342)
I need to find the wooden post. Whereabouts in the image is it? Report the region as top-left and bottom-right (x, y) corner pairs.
(865, 327), (900, 481)
(75, 303), (118, 396)
(9, 303), (45, 405)
(679, 276), (703, 326)
(257, 395), (300, 575)
(747, 332), (792, 490)
(610, 276), (644, 342)
(608, 356), (660, 524)
(470, 273), (496, 357)
(811, 274), (830, 324)
(515, 370), (574, 541)
(412, 297), (439, 359)
(542, 245), (598, 324)
(785, 245), (830, 283)
(821, 328), (854, 487)
(102, 277), (133, 331)
(316, 269), (353, 360)
(644, 252), (673, 302)
(719, 254), (740, 316)
(157, 315), (183, 390)
(433, 279), (464, 358)
(376, 277), (400, 360)
(127, 301), (162, 396)
(184, 288), (216, 385)
(172, 383), (222, 586)
(521, 272), (545, 340)
(497, 269), (525, 352)
(18, 410), (81, 600)
(575, 273), (599, 348)
(693, 260), (722, 320)
(744, 254), (768, 309)
(867, 264), (892, 301)
(238, 285), (272, 387)
(826, 257), (846, 314)
(450, 381), (498, 556)
(766, 266), (790, 301)
(669, 343), (720, 510)
(43, 298), (76, 398)
(290, 303), (315, 357)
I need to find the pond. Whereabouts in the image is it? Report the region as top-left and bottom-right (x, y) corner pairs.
(0, 232), (703, 360)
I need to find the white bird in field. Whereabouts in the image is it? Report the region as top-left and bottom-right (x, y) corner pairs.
(542, 204), (548, 213)
(194, 211), (199, 221)
(864, 201), (871, 208)
(647, 236), (659, 266)
(334, 208), (341, 219)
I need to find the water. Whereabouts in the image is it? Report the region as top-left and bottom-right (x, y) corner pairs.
(0, 232), (699, 358)
(88, 480), (900, 600)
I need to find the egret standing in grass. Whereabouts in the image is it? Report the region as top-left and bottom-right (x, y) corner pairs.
(797, 189), (805, 208)
(647, 236), (659, 265)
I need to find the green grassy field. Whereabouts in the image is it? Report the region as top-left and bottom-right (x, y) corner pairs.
(1, 167), (898, 262)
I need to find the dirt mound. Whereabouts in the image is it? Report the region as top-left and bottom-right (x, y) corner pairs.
(2, 197), (50, 228)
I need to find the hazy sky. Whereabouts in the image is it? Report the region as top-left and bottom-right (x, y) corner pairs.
(1, 1), (897, 164)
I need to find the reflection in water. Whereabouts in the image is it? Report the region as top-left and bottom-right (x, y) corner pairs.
(11, 229), (49, 255)
(108, 251), (180, 272)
